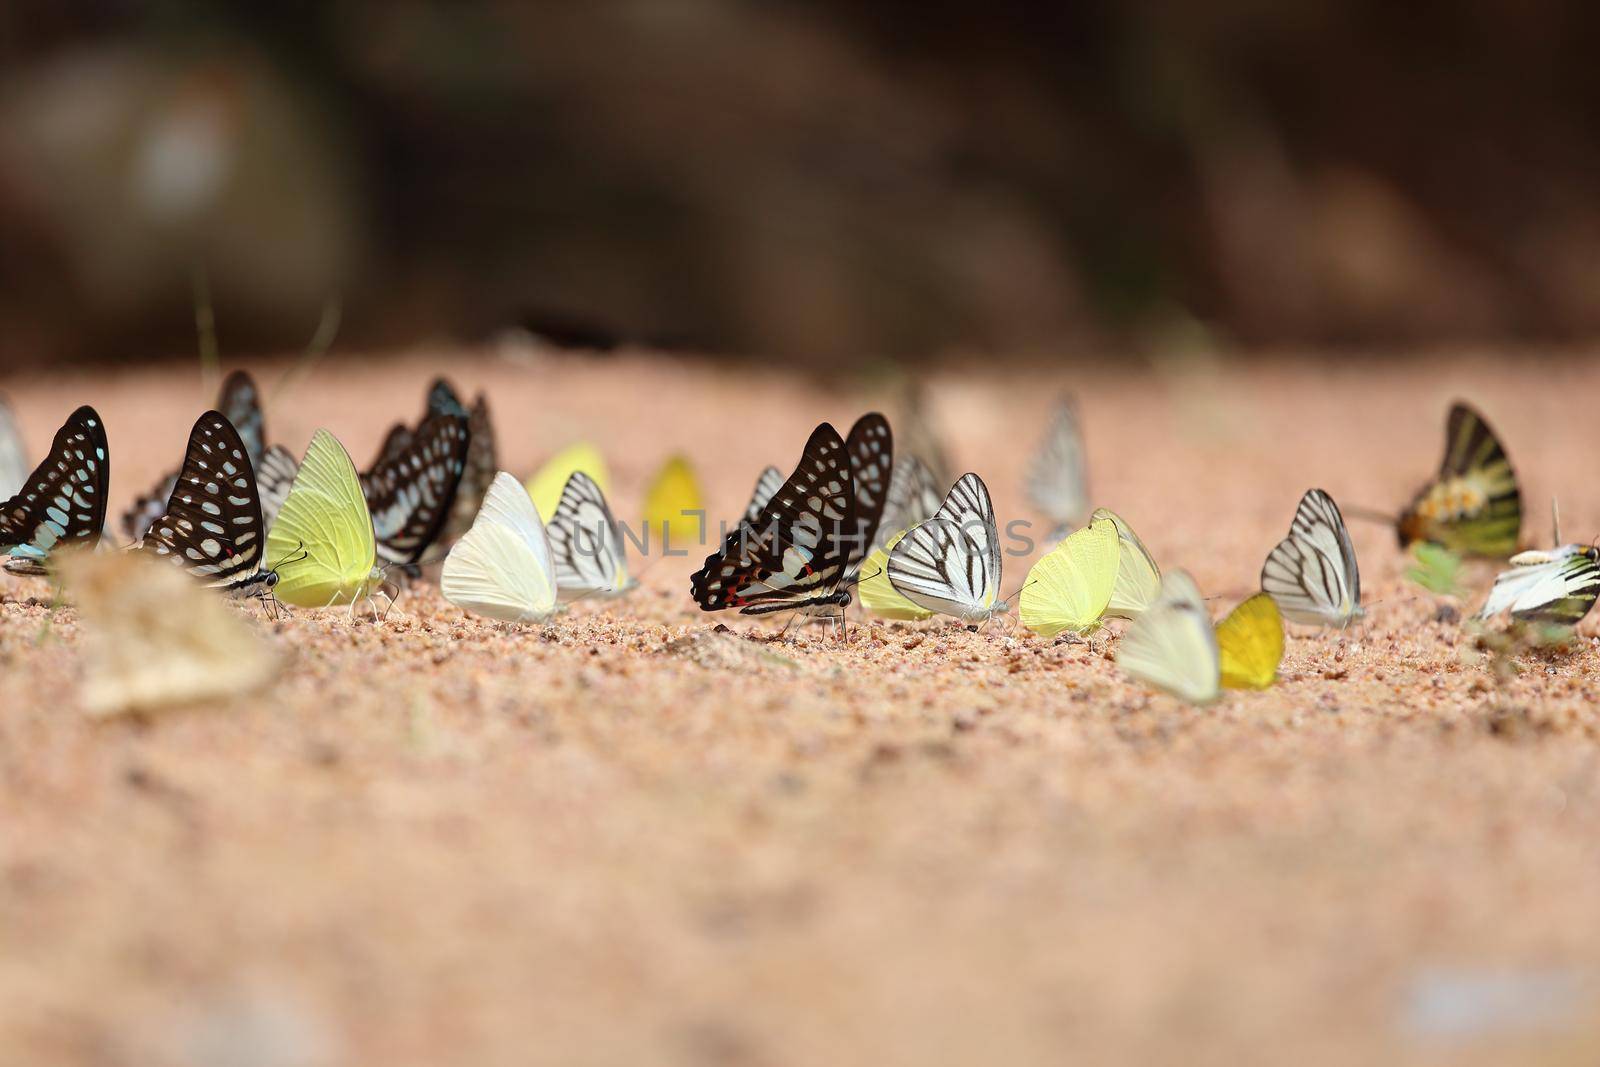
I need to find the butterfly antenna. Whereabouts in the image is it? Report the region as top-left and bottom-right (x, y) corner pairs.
(1340, 504), (1398, 526)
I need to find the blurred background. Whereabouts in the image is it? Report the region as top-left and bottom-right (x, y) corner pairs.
(1, 1), (1598, 368)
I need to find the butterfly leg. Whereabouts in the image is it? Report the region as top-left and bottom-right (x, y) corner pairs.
(777, 611), (800, 641)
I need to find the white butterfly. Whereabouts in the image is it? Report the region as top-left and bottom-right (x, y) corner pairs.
(874, 454), (943, 552)
(1025, 395), (1089, 538)
(0, 395), (28, 501)
(546, 471), (634, 601)
(742, 465), (784, 525)
(441, 471), (559, 622)
(1477, 544), (1600, 626)
(1117, 570), (1220, 705)
(887, 472), (1005, 621)
(1260, 488), (1362, 627)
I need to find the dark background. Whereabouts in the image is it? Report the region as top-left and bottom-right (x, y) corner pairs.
(2, 1), (1597, 366)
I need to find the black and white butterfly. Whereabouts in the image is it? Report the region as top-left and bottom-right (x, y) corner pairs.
(742, 466), (784, 525)
(0, 395), (29, 500)
(886, 472), (1007, 622)
(1477, 544), (1600, 628)
(874, 453), (943, 552)
(0, 405), (109, 575)
(257, 444), (300, 532)
(1260, 488), (1362, 627)
(1025, 394), (1090, 539)
(373, 378), (497, 542)
(358, 412), (471, 569)
(839, 413), (894, 582)
(691, 422), (859, 620)
(121, 370), (268, 542)
(547, 471), (635, 600)
(135, 410), (276, 597)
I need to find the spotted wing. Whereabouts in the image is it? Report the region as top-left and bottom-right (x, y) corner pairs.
(546, 471), (631, 600)
(841, 412), (893, 582)
(690, 423), (855, 613)
(886, 473), (1003, 619)
(359, 413), (470, 566)
(216, 370), (267, 467)
(1261, 488), (1362, 627)
(0, 405), (109, 563)
(137, 411), (267, 588)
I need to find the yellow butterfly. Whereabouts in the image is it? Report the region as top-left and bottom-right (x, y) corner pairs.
(643, 454), (703, 551)
(1215, 592), (1284, 690)
(858, 531), (933, 621)
(1019, 517), (1119, 637)
(1091, 507), (1161, 618)
(265, 429), (384, 609)
(525, 442), (612, 522)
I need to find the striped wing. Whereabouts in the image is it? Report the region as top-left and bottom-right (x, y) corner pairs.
(216, 370), (267, 467)
(0, 395), (28, 500)
(137, 411), (268, 590)
(841, 412), (893, 582)
(691, 423), (855, 613)
(0, 405), (109, 563)
(1477, 545), (1600, 627)
(547, 471), (632, 600)
(887, 473), (1003, 620)
(1025, 394), (1089, 529)
(743, 466), (784, 525)
(257, 445), (299, 532)
(359, 413), (470, 566)
(1261, 488), (1362, 627)
(1118, 570), (1220, 704)
(1398, 402), (1522, 556)
(876, 454), (942, 552)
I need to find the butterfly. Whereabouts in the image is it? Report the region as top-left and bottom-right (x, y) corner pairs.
(858, 530), (934, 621)
(358, 413), (470, 570)
(135, 410), (275, 597)
(0, 405), (109, 575)
(121, 370), (267, 542)
(1476, 544), (1600, 628)
(1117, 570), (1220, 705)
(875, 454), (943, 553)
(1215, 593), (1285, 690)
(887, 473), (1006, 622)
(60, 549), (278, 718)
(839, 413), (894, 581)
(691, 422), (858, 620)
(742, 466), (784, 525)
(1260, 488), (1362, 627)
(374, 378), (497, 542)
(526, 442), (612, 524)
(0, 394), (29, 500)
(264, 429), (386, 609)
(1091, 507), (1161, 619)
(1397, 402), (1522, 557)
(440, 471), (559, 623)
(644, 455), (703, 550)
(1025, 394), (1090, 538)
(547, 471), (635, 600)
(1019, 515), (1119, 638)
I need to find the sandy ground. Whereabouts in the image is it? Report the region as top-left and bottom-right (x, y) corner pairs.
(6, 342), (1600, 1066)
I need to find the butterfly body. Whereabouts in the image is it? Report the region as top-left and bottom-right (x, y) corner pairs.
(0, 405), (109, 570)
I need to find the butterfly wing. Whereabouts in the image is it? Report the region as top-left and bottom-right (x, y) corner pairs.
(1091, 507), (1162, 619)
(842, 413), (893, 581)
(1260, 489), (1362, 627)
(743, 466), (785, 525)
(424, 377), (469, 420)
(858, 530), (935, 621)
(371, 423), (414, 468)
(1398, 402), (1522, 556)
(1117, 570), (1221, 704)
(0, 405), (109, 564)
(1019, 516), (1119, 637)
(644, 455), (703, 550)
(1026, 395), (1090, 530)
(266, 429), (377, 607)
(0, 395), (30, 500)
(257, 445), (299, 532)
(216, 370), (267, 467)
(1216, 593), (1284, 690)
(360, 414), (470, 566)
(877, 455), (943, 552)
(445, 392), (497, 541)
(441, 471), (558, 622)
(887, 473), (1003, 620)
(1478, 545), (1600, 627)
(526, 442), (611, 523)
(137, 411), (267, 588)
(547, 471), (632, 600)
(691, 423), (854, 613)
